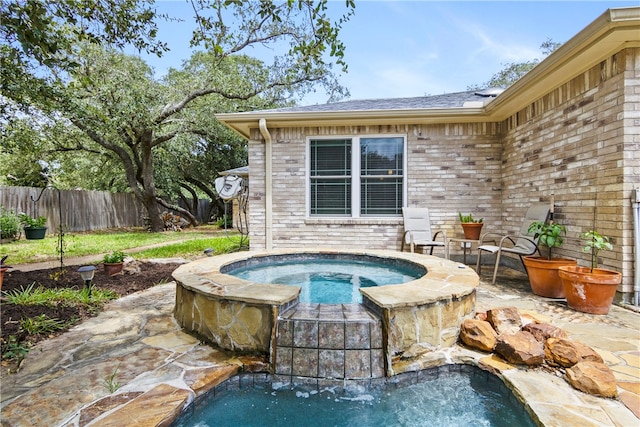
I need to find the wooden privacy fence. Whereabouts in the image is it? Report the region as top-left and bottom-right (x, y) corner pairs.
(0, 186), (146, 233)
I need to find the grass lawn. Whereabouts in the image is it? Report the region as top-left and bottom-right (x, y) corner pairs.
(0, 225), (247, 367)
(0, 226), (245, 264)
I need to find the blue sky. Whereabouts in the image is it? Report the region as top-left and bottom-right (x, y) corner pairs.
(148, 1), (637, 105)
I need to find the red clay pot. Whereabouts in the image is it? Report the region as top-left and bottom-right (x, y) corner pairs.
(461, 223), (483, 240)
(558, 265), (622, 315)
(523, 256), (577, 298)
(104, 262), (124, 276)
(0, 266), (9, 290)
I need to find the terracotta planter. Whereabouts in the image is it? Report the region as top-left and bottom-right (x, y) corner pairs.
(558, 265), (622, 315)
(0, 266), (9, 290)
(104, 262), (124, 276)
(461, 223), (483, 240)
(523, 256), (577, 298)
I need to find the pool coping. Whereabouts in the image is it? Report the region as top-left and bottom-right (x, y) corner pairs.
(171, 248), (479, 309)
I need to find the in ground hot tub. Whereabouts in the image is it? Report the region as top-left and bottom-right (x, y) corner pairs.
(172, 249), (478, 376)
(223, 252), (426, 304)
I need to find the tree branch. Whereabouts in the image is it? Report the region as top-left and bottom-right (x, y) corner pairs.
(155, 196), (198, 226)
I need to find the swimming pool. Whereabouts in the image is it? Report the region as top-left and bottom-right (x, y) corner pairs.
(172, 365), (535, 427)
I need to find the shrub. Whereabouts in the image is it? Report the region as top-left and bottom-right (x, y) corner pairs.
(215, 214), (234, 228)
(0, 207), (21, 240)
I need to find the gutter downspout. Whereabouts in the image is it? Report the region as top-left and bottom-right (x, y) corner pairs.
(259, 118), (273, 250)
(633, 188), (640, 307)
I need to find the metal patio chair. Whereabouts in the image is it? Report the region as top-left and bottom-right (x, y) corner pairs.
(475, 204), (550, 284)
(401, 207), (448, 257)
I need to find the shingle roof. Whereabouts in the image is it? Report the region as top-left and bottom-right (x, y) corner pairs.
(219, 166), (249, 176)
(258, 90), (499, 113)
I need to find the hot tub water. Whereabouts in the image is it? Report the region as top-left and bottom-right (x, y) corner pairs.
(226, 256), (424, 304)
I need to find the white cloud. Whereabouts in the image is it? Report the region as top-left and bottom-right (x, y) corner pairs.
(466, 26), (541, 64)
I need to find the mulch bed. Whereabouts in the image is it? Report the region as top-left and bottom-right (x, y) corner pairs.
(1, 261), (182, 363)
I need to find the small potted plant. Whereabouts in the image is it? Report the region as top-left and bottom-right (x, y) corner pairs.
(19, 213), (48, 240)
(558, 230), (622, 315)
(523, 221), (577, 298)
(458, 213), (483, 240)
(0, 255), (10, 290)
(103, 250), (126, 276)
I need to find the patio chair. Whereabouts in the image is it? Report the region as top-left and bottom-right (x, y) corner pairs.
(401, 207), (448, 257)
(475, 204), (550, 284)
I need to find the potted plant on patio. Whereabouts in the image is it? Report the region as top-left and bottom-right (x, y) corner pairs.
(523, 221), (577, 298)
(103, 250), (126, 276)
(458, 213), (483, 240)
(19, 213), (47, 240)
(558, 230), (622, 315)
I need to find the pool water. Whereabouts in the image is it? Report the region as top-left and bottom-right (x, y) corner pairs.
(174, 367), (535, 427)
(226, 257), (423, 304)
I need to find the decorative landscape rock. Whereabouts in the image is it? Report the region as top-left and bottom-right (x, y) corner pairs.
(495, 331), (545, 366)
(462, 308), (619, 400)
(521, 322), (567, 342)
(566, 361), (618, 398)
(544, 337), (604, 368)
(486, 307), (522, 335)
(459, 319), (497, 352)
(474, 312), (487, 321)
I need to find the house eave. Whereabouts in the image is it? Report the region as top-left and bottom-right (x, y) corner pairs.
(216, 7), (640, 140)
(215, 108), (487, 139)
(485, 7), (640, 118)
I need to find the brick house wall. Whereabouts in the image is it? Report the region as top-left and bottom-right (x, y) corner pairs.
(245, 47), (639, 301)
(247, 124), (503, 253)
(501, 47), (640, 296)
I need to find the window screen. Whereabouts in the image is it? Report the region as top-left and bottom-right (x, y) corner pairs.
(310, 139), (352, 215)
(309, 136), (404, 217)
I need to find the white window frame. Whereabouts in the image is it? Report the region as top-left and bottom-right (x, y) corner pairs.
(306, 134), (407, 218)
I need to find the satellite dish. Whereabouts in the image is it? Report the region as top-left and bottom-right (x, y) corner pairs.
(215, 175), (243, 201)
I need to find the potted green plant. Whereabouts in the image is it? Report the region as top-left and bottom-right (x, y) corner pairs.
(458, 213), (484, 240)
(523, 221), (577, 298)
(19, 213), (48, 240)
(558, 230), (622, 315)
(103, 250), (126, 276)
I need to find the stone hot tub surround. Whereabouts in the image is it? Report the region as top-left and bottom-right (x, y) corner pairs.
(172, 249), (479, 375)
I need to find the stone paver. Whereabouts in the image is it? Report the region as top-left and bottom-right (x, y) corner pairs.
(0, 262), (638, 426)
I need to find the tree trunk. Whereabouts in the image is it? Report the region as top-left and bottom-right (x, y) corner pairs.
(142, 191), (165, 231)
(139, 131), (165, 231)
(179, 182), (200, 220)
(183, 176), (221, 223)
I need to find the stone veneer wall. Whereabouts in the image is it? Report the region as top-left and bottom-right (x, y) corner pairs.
(364, 291), (476, 375)
(174, 284), (275, 352)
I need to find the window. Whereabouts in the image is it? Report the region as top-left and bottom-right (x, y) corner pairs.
(309, 136), (405, 217)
